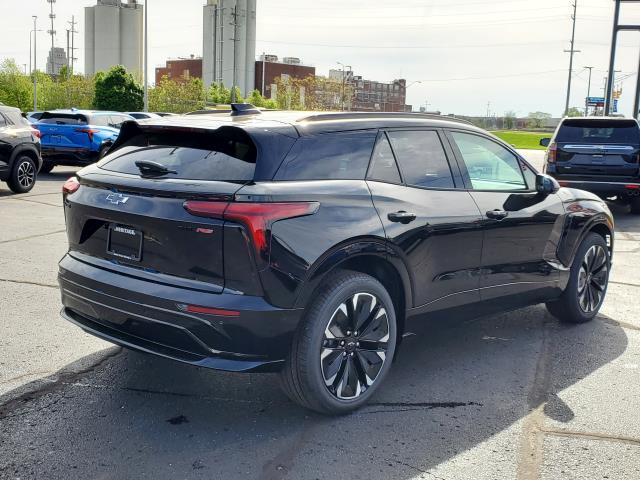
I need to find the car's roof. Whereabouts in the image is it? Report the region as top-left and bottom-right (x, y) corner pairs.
(44, 109), (130, 116)
(561, 116), (637, 123)
(0, 105), (21, 114)
(135, 110), (482, 137)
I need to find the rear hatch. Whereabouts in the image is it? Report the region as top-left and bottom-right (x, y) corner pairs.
(554, 118), (640, 177)
(63, 123), (292, 293)
(36, 112), (92, 149)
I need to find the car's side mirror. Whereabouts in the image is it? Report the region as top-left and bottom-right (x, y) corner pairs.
(536, 174), (560, 195)
(539, 138), (551, 147)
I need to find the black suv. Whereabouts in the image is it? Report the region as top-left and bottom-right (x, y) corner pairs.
(541, 117), (640, 213)
(58, 110), (614, 414)
(0, 105), (42, 193)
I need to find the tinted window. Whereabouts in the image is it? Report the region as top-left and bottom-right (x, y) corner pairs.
(39, 113), (88, 125)
(367, 133), (401, 183)
(100, 127), (257, 181)
(556, 119), (640, 144)
(451, 132), (527, 191)
(129, 113), (147, 119)
(275, 132), (376, 180)
(387, 130), (454, 188)
(108, 115), (129, 128)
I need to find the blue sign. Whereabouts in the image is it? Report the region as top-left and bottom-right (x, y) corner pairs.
(587, 96), (605, 104)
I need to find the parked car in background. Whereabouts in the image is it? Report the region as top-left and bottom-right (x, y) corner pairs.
(0, 105), (41, 193)
(126, 112), (162, 120)
(541, 117), (640, 213)
(25, 111), (44, 123)
(57, 109), (615, 414)
(35, 110), (134, 173)
(154, 112), (178, 117)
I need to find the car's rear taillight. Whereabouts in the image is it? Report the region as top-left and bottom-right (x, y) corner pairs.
(62, 176), (80, 195)
(547, 142), (557, 163)
(183, 201), (320, 260)
(74, 128), (99, 142)
(30, 128), (41, 139)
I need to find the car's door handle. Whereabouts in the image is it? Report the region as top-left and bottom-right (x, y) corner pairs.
(388, 211), (416, 224)
(486, 209), (508, 220)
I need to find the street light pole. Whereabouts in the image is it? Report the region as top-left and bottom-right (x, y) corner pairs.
(143, 0), (148, 112)
(32, 16), (38, 111)
(584, 65), (593, 115)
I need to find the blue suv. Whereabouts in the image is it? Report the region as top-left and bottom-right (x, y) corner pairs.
(35, 110), (134, 173)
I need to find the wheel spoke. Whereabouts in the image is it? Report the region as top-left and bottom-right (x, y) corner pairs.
(591, 279), (605, 292)
(359, 306), (389, 342)
(330, 354), (348, 392)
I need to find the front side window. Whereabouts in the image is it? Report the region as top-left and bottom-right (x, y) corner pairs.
(387, 130), (454, 189)
(451, 131), (527, 191)
(275, 131), (376, 181)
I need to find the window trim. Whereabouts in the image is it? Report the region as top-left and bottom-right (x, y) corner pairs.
(444, 128), (538, 193)
(381, 127), (461, 192)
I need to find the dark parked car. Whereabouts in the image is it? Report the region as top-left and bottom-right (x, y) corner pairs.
(541, 117), (640, 213)
(0, 105), (42, 193)
(35, 110), (134, 173)
(58, 110), (614, 414)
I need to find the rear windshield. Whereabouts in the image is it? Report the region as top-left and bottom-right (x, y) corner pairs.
(38, 113), (88, 125)
(99, 127), (257, 181)
(557, 119), (640, 144)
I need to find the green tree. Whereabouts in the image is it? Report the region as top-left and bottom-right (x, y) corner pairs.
(527, 111), (552, 129)
(94, 65), (143, 111)
(149, 76), (206, 113)
(566, 107), (583, 117)
(0, 59), (32, 111)
(504, 110), (517, 130)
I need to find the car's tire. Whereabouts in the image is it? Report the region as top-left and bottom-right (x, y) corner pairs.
(546, 232), (610, 324)
(39, 161), (55, 174)
(630, 197), (640, 215)
(6, 155), (37, 193)
(97, 144), (111, 160)
(280, 270), (397, 415)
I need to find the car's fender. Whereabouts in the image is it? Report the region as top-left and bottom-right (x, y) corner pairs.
(293, 237), (414, 311)
(8, 143), (42, 170)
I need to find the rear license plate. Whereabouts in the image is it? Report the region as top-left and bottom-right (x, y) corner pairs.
(107, 224), (142, 261)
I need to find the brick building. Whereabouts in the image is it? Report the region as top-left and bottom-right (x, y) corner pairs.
(255, 55), (315, 98)
(155, 56), (203, 84)
(350, 76), (410, 112)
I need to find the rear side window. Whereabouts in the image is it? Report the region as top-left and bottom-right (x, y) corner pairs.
(556, 119), (640, 144)
(387, 130), (454, 188)
(275, 131), (376, 180)
(100, 127), (257, 181)
(39, 113), (88, 125)
(90, 115), (110, 127)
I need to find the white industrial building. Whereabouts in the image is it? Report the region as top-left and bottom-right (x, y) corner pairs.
(202, 0), (257, 95)
(46, 47), (68, 76)
(84, 0), (143, 78)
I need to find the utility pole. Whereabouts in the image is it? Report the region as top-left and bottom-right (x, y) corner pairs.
(634, 49), (640, 118)
(32, 16), (38, 110)
(67, 16), (77, 75)
(230, 5), (239, 103)
(261, 51), (266, 96)
(564, 0), (580, 116)
(46, 0), (56, 75)
(584, 66), (593, 115)
(143, 0), (148, 112)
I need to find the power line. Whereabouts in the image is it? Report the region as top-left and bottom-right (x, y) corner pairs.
(413, 69), (567, 83)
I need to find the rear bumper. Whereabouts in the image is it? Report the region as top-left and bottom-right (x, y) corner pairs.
(58, 253), (303, 372)
(548, 175), (640, 196)
(42, 146), (99, 165)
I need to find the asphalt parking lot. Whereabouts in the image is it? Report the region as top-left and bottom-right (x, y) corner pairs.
(1, 151), (639, 480)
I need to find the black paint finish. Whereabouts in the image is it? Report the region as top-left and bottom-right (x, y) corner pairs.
(58, 113), (615, 372)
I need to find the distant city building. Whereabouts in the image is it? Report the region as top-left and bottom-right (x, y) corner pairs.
(203, 0), (256, 95)
(84, 0), (143, 78)
(255, 54), (315, 98)
(351, 76), (410, 112)
(46, 47), (68, 75)
(155, 56), (203, 84)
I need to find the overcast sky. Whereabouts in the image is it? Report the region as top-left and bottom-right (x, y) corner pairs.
(3, 0), (640, 116)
